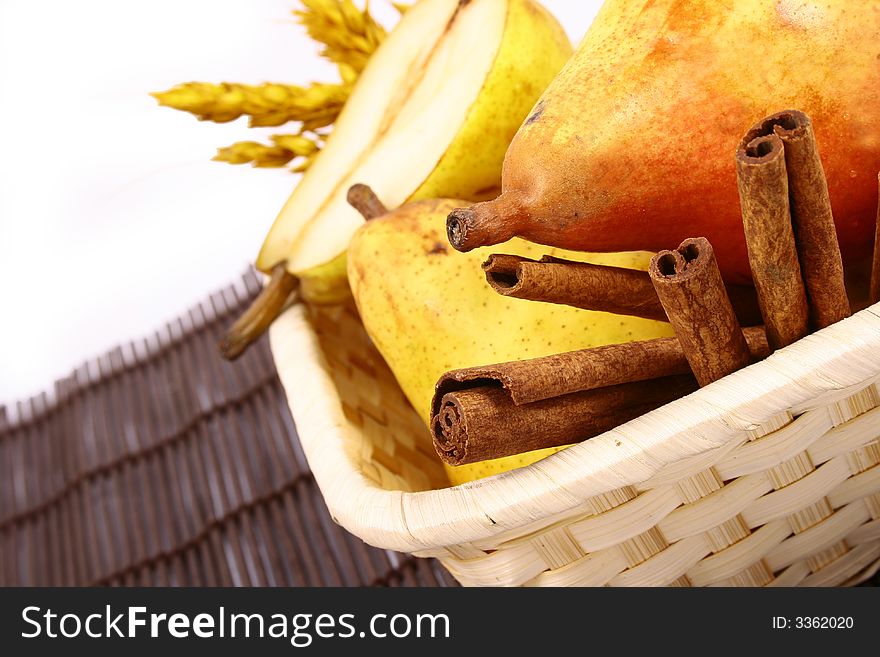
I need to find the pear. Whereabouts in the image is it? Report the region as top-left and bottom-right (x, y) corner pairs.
(347, 196), (674, 485)
(222, 0), (572, 358)
(447, 0), (880, 284)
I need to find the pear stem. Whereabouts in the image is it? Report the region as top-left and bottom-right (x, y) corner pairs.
(347, 184), (388, 220)
(219, 263), (299, 360)
(446, 191), (525, 252)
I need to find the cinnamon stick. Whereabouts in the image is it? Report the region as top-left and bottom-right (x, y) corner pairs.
(649, 237), (752, 387)
(432, 375), (698, 467)
(482, 254), (763, 326)
(872, 173), (880, 305)
(739, 110), (850, 332)
(482, 254), (667, 321)
(432, 326), (769, 408)
(735, 129), (810, 350)
(429, 325), (768, 466)
(773, 111), (851, 328)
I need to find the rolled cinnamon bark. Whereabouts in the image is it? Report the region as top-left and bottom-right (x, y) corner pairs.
(482, 254), (667, 321)
(649, 237), (753, 387)
(429, 325), (768, 466)
(432, 326), (769, 409)
(482, 253), (763, 326)
(432, 375), (698, 467)
(872, 173), (880, 305)
(740, 110), (850, 330)
(736, 129), (810, 350)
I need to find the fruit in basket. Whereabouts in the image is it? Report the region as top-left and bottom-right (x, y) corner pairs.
(347, 196), (675, 485)
(222, 0), (573, 358)
(446, 0), (880, 285)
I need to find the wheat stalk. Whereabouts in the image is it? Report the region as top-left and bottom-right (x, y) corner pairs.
(153, 1), (398, 170)
(295, 0), (387, 73)
(214, 133), (322, 171)
(152, 81), (350, 129)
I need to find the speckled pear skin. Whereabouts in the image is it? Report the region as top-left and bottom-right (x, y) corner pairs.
(450, 0), (880, 284)
(348, 197), (675, 484)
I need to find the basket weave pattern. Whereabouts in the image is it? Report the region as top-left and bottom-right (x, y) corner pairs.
(270, 301), (880, 586)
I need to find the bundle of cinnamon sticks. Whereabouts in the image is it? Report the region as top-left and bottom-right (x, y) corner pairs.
(431, 109), (875, 468)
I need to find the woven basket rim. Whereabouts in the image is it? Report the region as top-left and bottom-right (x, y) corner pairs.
(269, 302), (880, 553)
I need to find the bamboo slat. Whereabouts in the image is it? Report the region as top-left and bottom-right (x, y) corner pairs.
(0, 270), (455, 587)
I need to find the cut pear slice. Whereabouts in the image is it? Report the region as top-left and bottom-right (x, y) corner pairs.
(258, 0), (508, 274)
(222, 0), (572, 359)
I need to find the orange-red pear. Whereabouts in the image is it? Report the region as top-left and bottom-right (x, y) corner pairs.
(447, 0), (880, 283)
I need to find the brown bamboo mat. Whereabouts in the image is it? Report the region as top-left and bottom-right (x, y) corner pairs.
(0, 270), (457, 587)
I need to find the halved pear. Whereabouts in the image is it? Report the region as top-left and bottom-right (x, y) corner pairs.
(222, 0), (571, 358)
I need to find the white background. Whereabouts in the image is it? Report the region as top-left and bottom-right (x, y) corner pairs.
(0, 0), (603, 407)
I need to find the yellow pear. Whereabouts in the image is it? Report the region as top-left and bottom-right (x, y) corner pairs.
(347, 197), (675, 485)
(223, 0), (572, 358)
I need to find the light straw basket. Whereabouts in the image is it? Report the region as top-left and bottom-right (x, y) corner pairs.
(269, 301), (880, 586)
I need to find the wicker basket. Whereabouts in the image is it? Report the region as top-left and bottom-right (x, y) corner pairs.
(268, 300), (880, 586)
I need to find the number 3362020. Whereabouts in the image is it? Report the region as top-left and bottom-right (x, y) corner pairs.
(795, 617), (854, 629)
